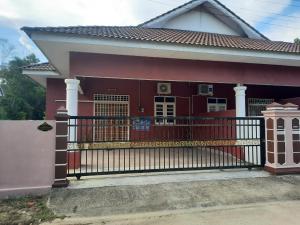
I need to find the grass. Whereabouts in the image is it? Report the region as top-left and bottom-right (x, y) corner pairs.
(0, 195), (64, 225)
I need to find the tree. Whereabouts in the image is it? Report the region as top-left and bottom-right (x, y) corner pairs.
(0, 54), (45, 120)
(294, 38), (300, 44)
(0, 39), (15, 67)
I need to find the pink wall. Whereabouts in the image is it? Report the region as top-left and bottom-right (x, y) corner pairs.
(70, 52), (300, 87)
(0, 121), (55, 198)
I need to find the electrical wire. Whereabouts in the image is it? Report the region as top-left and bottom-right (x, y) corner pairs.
(143, 0), (300, 32)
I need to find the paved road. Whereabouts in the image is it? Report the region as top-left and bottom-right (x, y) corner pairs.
(44, 201), (300, 225)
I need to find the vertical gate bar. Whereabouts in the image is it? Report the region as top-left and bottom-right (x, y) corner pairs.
(107, 148), (110, 172)
(218, 146), (221, 168)
(97, 149), (99, 173)
(222, 146), (225, 167)
(85, 119), (88, 143)
(91, 149), (94, 173)
(255, 145), (258, 166)
(183, 147), (185, 168)
(260, 118), (266, 166)
(196, 146), (199, 168)
(139, 148), (141, 170)
(73, 141), (76, 175)
(177, 148), (180, 168)
(173, 148), (175, 169)
(159, 147), (161, 169)
(252, 144), (254, 165)
(113, 149), (115, 171)
(236, 145), (238, 167)
(134, 148), (136, 171)
(102, 149), (105, 172)
(200, 146), (203, 168)
(238, 119), (241, 141)
(123, 149), (125, 171)
(74, 118), (77, 175)
(129, 148), (131, 171)
(169, 147), (171, 169)
(150, 148), (152, 170)
(205, 146), (208, 168)
(187, 146), (189, 168)
(164, 147), (166, 169)
(239, 146), (242, 167)
(209, 146), (212, 167)
(85, 149), (87, 174)
(144, 148), (146, 170)
(67, 117), (70, 176)
(119, 149), (121, 172)
(191, 147), (194, 168)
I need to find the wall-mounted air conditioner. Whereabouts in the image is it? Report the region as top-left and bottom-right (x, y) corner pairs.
(198, 84), (213, 96)
(157, 83), (171, 94)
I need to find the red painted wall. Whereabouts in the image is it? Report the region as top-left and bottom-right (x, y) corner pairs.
(70, 52), (300, 87)
(46, 78), (300, 120)
(46, 78), (238, 119)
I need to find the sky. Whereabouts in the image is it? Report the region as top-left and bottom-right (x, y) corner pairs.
(0, 0), (300, 63)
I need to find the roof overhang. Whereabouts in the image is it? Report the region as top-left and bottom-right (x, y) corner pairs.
(29, 32), (300, 77)
(22, 69), (60, 87)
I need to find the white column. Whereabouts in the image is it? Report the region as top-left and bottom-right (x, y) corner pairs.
(65, 79), (80, 146)
(65, 79), (80, 116)
(234, 84), (247, 117)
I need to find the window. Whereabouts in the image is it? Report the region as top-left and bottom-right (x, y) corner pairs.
(94, 94), (129, 141)
(154, 96), (176, 125)
(207, 98), (227, 112)
(248, 98), (274, 116)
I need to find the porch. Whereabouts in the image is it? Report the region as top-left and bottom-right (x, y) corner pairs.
(50, 77), (300, 121)
(55, 76), (300, 178)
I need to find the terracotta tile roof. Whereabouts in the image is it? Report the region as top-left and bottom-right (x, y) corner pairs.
(22, 26), (300, 54)
(23, 62), (56, 72)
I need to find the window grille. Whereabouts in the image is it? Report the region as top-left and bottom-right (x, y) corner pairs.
(94, 94), (129, 102)
(248, 98), (274, 117)
(94, 94), (129, 141)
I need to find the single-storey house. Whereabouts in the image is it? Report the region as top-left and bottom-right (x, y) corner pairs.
(20, 0), (300, 177)
(22, 0), (300, 142)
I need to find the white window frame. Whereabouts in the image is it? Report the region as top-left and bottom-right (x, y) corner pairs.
(154, 96), (176, 125)
(207, 98), (227, 112)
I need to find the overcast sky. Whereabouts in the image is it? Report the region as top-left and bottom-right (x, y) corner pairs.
(0, 0), (300, 62)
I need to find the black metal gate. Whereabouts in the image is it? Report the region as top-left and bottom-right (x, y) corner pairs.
(66, 116), (265, 179)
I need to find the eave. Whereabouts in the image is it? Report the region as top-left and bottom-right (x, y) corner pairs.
(28, 32), (300, 78)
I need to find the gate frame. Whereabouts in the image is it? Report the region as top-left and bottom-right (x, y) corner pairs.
(66, 116), (266, 179)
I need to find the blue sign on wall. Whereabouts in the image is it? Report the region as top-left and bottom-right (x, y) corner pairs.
(133, 118), (151, 131)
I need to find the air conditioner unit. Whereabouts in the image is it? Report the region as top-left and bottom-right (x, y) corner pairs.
(157, 83), (171, 94)
(198, 84), (213, 96)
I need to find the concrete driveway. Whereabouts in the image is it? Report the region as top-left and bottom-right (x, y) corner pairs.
(44, 201), (300, 225)
(45, 171), (300, 224)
